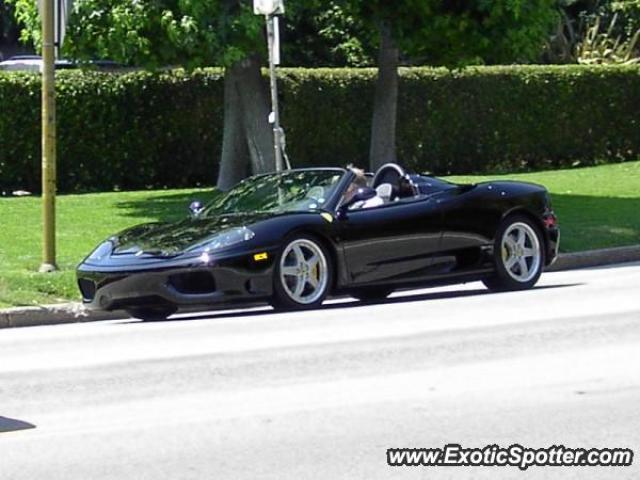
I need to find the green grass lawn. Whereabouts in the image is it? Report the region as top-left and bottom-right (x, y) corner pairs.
(0, 188), (219, 308)
(0, 161), (638, 308)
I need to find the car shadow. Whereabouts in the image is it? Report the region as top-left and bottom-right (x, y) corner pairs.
(114, 190), (221, 223)
(118, 282), (583, 324)
(0, 416), (36, 433)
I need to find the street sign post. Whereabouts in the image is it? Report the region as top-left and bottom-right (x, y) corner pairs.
(37, 0), (73, 58)
(254, 0), (288, 173)
(253, 0), (284, 16)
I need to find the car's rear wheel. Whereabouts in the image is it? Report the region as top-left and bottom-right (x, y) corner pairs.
(483, 215), (544, 292)
(125, 305), (177, 321)
(349, 286), (393, 302)
(271, 236), (333, 310)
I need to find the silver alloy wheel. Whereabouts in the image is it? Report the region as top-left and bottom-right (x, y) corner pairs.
(501, 222), (542, 283)
(279, 239), (329, 304)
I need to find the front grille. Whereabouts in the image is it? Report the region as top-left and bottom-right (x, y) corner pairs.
(78, 278), (96, 301)
(168, 271), (216, 295)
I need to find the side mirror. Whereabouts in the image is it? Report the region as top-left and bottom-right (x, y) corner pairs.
(189, 200), (204, 217)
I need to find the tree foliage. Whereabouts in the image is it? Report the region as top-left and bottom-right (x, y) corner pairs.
(7, 0), (560, 67)
(5, 0), (39, 47)
(351, 0), (559, 66)
(7, 0), (265, 68)
(282, 1), (373, 66)
(546, 0), (640, 63)
(7, 0), (374, 68)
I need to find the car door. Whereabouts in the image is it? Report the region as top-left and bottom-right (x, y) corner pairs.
(338, 197), (443, 286)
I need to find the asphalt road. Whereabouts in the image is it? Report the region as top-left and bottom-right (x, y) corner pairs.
(1, 263), (639, 479)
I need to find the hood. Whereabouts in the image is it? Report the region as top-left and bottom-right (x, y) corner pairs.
(112, 212), (271, 257)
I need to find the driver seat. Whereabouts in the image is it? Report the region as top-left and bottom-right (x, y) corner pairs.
(375, 183), (393, 203)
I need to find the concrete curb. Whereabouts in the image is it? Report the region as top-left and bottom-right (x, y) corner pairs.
(0, 304), (122, 329)
(1, 245), (639, 329)
(546, 245), (640, 272)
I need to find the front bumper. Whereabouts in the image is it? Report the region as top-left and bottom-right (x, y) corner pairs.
(77, 251), (276, 311)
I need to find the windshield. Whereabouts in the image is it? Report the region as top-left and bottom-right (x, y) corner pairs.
(202, 170), (345, 216)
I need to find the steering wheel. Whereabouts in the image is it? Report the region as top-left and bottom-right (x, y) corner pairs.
(371, 163), (407, 189)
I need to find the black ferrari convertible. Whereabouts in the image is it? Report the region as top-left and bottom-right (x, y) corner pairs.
(77, 163), (559, 320)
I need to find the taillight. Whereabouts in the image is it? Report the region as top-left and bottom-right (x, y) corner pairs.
(543, 211), (558, 228)
(542, 192), (557, 228)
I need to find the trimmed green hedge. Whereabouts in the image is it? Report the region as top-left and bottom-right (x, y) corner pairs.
(1, 65), (639, 193)
(0, 69), (224, 193)
(397, 66), (640, 174)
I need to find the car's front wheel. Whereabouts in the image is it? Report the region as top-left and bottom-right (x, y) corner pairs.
(483, 215), (544, 292)
(271, 236), (333, 310)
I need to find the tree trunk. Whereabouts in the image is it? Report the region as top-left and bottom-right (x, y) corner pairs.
(369, 22), (399, 171)
(217, 55), (275, 191)
(217, 62), (250, 191)
(237, 54), (275, 175)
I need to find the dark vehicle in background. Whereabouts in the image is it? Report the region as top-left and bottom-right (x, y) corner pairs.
(77, 164), (559, 320)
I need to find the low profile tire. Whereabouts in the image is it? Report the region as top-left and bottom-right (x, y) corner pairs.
(125, 305), (177, 321)
(349, 286), (393, 302)
(271, 235), (333, 310)
(483, 214), (544, 292)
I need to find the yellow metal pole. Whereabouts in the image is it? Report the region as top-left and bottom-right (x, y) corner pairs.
(40, 0), (57, 272)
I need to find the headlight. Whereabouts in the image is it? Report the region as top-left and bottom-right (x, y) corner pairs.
(88, 240), (113, 261)
(193, 227), (255, 253)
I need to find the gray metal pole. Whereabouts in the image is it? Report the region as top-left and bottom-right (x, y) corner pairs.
(266, 15), (284, 173)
